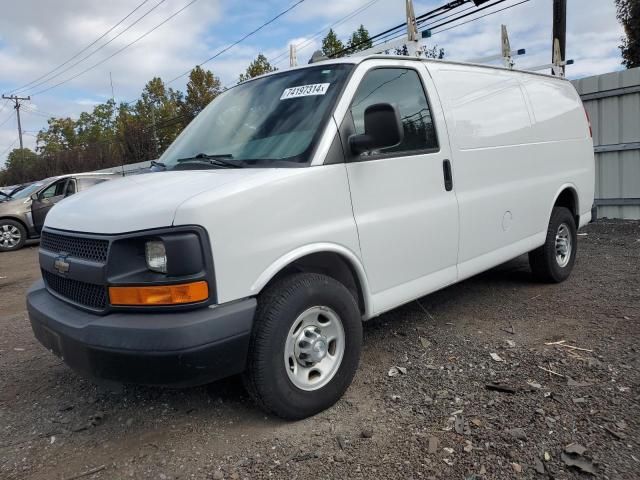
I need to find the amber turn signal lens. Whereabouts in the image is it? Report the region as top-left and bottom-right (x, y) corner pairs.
(109, 281), (209, 306)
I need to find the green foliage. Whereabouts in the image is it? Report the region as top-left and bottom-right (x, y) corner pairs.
(238, 54), (277, 83)
(1, 149), (38, 185)
(134, 77), (185, 154)
(321, 29), (345, 58)
(347, 25), (373, 53)
(185, 66), (222, 117)
(36, 117), (78, 155)
(616, 0), (640, 68)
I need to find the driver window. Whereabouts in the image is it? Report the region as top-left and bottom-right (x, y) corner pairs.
(350, 68), (439, 155)
(40, 180), (67, 199)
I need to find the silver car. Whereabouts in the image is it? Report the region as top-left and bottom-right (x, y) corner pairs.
(0, 173), (115, 252)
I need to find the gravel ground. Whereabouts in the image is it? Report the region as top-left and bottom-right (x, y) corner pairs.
(0, 220), (638, 480)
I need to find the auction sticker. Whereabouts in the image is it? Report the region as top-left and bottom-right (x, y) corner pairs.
(280, 83), (330, 100)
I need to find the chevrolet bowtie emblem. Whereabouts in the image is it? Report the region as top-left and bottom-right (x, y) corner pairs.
(54, 256), (70, 274)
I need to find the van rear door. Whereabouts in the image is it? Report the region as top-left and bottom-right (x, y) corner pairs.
(338, 60), (459, 314)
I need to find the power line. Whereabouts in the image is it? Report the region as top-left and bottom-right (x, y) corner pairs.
(23, 109), (56, 120)
(22, 0), (171, 96)
(0, 111), (15, 128)
(271, 0), (383, 66)
(167, 0), (306, 85)
(31, 0), (200, 96)
(0, 100), (10, 115)
(432, 0), (530, 34)
(364, 0), (531, 54)
(0, 138), (19, 158)
(417, 4), (475, 27)
(8, 0), (152, 95)
(427, 0), (520, 31)
(331, 0), (498, 57)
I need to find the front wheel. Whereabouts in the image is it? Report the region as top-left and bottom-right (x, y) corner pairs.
(243, 273), (362, 420)
(529, 206), (577, 283)
(0, 219), (27, 252)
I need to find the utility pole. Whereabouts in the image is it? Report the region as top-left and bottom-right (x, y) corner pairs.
(289, 44), (297, 67)
(109, 72), (115, 102)
(150, 107), (160, 159)
(552, 0), (567, 76)
(2, 94), (30, 150)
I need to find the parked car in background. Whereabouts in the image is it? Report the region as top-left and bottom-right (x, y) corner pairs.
(27, 55), (594, 419)
(0, 173), (116, 251)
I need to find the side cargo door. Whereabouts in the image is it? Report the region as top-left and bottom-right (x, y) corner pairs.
(338, 60), (459, 315)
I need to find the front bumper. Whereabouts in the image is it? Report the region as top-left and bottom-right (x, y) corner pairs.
(27, 281), (256, 387)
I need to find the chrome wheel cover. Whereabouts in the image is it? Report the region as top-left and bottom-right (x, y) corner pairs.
(284, 306), (345, 391)
(555, 223), (572, 268)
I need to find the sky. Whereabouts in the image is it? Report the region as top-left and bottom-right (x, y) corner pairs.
(0, 0), (625, 166)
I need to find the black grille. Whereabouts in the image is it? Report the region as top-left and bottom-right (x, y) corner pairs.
(42, 270), (107, 310)
(41, 231), (109, 263)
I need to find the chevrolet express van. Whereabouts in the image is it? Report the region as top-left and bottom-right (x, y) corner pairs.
(27, 56), (594, 419)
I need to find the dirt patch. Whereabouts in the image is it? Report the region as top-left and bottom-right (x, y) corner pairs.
(1, 221), (638, 479)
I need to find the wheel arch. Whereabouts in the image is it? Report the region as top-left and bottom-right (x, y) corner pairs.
(551, 184), (579, 225)
(0, 215), (30, 235)
(250, 243), (372, 319)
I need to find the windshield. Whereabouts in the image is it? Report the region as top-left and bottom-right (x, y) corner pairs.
(10, 183), (43, 200)
(160, 64), (353, 169)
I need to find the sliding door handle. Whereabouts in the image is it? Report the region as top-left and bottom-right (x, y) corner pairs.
(442, 159), (453, 192)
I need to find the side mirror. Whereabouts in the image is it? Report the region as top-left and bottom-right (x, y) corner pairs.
(30, 193), (39, 201)
(348, 103), (404, 155)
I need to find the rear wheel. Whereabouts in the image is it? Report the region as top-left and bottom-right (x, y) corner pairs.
(529, 206), (577, 283)
(0, 219), (26, 252)
(243, 273), (362, 420)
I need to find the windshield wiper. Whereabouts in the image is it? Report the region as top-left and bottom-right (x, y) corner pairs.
(176, 153), (241, 168)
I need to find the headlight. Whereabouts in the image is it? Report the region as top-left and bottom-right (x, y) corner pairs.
(145, 240), (167, 273)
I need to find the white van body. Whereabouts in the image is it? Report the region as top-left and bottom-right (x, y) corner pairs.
(45, 56), (594, 318)
(30, 55), (594, 419)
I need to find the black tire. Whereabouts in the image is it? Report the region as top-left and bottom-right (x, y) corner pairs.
(243, 272), (362, 420)
(529, 206), (577, 283)
(0, 219), (27, 252)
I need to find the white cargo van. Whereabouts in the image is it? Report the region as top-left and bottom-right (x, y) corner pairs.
(28, 55), (594, 419)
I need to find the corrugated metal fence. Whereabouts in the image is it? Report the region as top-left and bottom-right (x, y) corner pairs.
(572, 67), (640, 220)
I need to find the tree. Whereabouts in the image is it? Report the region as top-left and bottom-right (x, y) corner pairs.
(184, 66), (222, 117)
(36, 117), (78, 155)
(616, 0), (640, 68)
(238, 54), (277, 83)
(135, 77), (184, 154)
(321, 29), (345, 58)
(76, 100), (116, 147)
(347, 25), (373, 53)
(2, 148), (39, 185)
